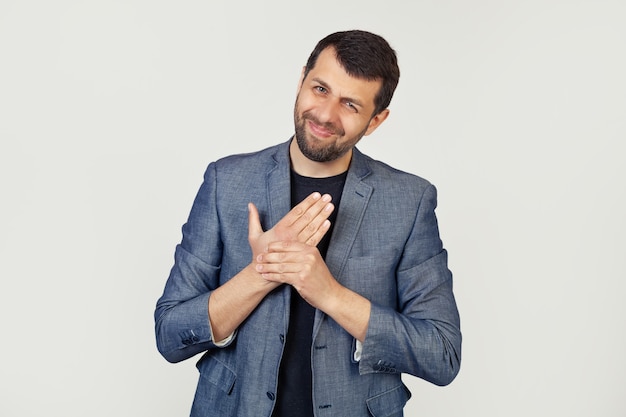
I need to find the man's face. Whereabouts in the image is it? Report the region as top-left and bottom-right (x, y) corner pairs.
(294, 47), (387, 163)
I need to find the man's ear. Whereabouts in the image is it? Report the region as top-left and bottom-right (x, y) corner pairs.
(364, 109), (390, 136)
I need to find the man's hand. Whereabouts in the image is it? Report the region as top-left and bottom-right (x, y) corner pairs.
(248, 192), (334, 259)
(255, 241), (338, 311)
(254, 240), (371, 342)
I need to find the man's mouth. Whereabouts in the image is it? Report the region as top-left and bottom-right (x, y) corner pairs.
(307, 120), (335, 138)
(304, 114), (344, 138)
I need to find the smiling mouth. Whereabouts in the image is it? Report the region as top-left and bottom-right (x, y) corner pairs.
(304, 113), (345, 138)
(307, 120), (335, 138)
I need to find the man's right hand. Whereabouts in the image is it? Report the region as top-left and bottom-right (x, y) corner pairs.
(247, 192), (334, 260)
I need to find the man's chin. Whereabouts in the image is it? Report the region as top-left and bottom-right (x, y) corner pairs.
(298, 142), (333, 162)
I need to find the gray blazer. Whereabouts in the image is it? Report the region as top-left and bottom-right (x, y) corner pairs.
(155, 139), (461, 417)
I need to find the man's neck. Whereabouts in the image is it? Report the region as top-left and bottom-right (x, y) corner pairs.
(289, 138), (351, 178)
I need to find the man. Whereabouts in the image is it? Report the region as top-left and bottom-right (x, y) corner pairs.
(155, 30), (461, 417)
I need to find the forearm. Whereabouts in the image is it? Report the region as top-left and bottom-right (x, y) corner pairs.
(155, 261), (275, 362)
(208, 264), (279, 341)
(323, 285), (371, 342)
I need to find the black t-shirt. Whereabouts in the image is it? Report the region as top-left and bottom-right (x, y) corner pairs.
(271, 170), (347, 417)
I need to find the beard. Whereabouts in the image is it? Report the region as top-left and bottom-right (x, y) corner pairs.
(293, 106), (369, 163)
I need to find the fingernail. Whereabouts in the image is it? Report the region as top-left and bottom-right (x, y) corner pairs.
(322, 194), (331, 202)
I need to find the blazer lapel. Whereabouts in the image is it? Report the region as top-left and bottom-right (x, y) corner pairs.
(325, 147), (373, 279)
(313, 148), (373, 337)
(264, 140), (294, 329)
(265, 140), (292, 228)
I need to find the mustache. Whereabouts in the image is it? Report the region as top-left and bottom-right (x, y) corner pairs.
(301, 111), (345, 136)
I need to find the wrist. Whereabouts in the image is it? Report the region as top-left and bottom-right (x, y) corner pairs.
(242, 263), (280, 294)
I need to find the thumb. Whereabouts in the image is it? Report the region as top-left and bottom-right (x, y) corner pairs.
(247, 202), (264, 240)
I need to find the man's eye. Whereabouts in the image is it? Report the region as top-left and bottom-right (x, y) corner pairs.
(315, 86), (327, 93)
(346, 102), (358, 112)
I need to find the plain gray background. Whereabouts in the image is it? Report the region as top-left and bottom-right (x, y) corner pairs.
(1, 1), (624, 416)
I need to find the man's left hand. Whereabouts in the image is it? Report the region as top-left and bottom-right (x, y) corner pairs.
(255, 241), (339, 311)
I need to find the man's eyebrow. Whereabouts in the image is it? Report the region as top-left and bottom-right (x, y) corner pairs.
(312, 77), (331, 92)
(311, 77), (365, 108)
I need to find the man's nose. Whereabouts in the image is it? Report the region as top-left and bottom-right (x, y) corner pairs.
(316, 98), (340, 124)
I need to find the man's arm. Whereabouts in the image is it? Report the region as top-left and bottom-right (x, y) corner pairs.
(208, 195), (334, 342)
(155, 160), (334, 363)
(255, 184), (462, 385)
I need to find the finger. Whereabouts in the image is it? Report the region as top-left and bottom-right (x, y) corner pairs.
(264, 240), (307, 253)
(255, 262), (294, 274)
(280, 192), (322, 226)
(258, 268), (305, 285)
(259, 272), (290, 284)
(273, 192), (333, 243)
(255, 261), (301, 278)
(300, 217), (332, 246)
(256, 248), (300, 264)
(247, 202), (263, 241)
(287, 193), (332, 230)
(291, 197), (334, 241)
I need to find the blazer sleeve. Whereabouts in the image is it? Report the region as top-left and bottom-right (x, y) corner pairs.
(358, 184), (462, 386)
(154, 163), (235, 363)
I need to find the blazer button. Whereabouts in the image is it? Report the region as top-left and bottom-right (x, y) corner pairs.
(266, 392), (275, 401)
(279, 334), (285, 344)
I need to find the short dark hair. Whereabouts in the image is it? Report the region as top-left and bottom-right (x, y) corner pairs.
(303, 30), (400, 116)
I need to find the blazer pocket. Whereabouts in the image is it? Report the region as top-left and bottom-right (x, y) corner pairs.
(366, 383), (412, 417)
(191, 354), (238, 416)
(345, 256), (398, 306)
(196, 353), (236, 395)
